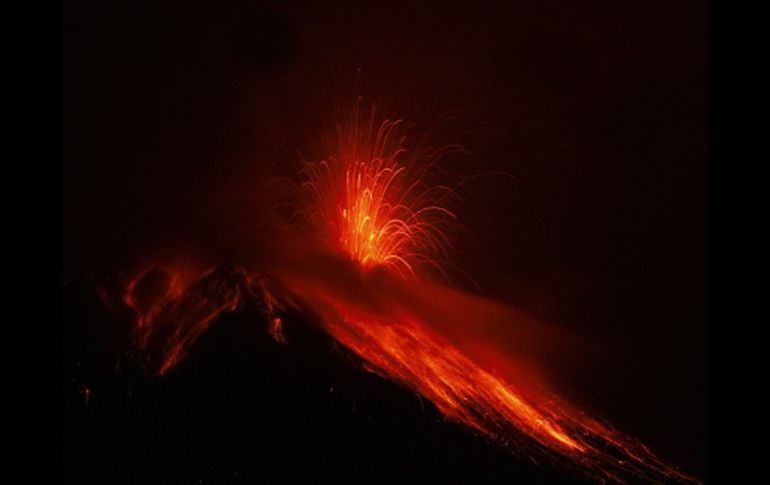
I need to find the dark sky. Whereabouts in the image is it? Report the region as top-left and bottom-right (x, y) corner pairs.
(63, 0), (707, 480)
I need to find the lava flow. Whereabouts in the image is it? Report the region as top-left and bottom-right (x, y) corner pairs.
(120, 103), (700, 484)
(124, 265), (250, 375)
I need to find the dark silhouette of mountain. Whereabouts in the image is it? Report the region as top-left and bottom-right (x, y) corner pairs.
(62, 273), (593, 484)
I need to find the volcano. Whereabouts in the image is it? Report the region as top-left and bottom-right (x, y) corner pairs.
(63, 1), (707, 483)
(64, 272), (596, 485)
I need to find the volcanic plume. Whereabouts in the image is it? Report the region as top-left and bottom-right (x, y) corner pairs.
(117, 102), (700, 484)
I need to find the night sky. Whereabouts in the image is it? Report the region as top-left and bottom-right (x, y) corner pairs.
(63, 1), (707, 483)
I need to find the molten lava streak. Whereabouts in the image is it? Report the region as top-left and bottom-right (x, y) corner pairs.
(124, 265), (254, 375)
(265, 256), (698, 484)
(121, 105), (700, 483)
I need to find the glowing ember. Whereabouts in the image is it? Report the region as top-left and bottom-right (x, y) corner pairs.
(77, 384), (91, 405)
(268, 317), (287, 344)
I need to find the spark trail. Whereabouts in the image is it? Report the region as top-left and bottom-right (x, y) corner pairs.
(300, 103), (458, 279)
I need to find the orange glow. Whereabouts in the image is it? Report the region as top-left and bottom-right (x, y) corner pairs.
(327, 305), (582, 452)
(264, 255), (699, 484)
(116, 103), (700, 483)
(269, 317), (287, 344)
(275, 104), (699, 483)
(301, 104), (456, 278)
(124, 266), (246, 375)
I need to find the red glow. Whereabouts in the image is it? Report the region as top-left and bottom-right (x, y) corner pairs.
(261, 247), (698, 484)
(269, 317), (287, 344)
(274, 105), (697, 483)
(118, 104), (700, 483)
(124, 265), (246, 375)
(301, 103), (456, 278)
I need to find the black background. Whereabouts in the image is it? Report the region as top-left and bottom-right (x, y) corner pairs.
(63, 1), (707, 483)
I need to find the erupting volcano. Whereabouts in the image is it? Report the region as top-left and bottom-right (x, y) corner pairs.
(114, 103), (700, 484)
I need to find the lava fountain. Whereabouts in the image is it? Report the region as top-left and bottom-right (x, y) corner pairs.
(299, 102), (459, 279)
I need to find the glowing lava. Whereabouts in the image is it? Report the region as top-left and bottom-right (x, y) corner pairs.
(118, 102), (701, 484)
(280, 103), (699, 483)
(124, 265), (248, 375)
(257, 240), (699, 484)
(301, 103), (456, 278)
